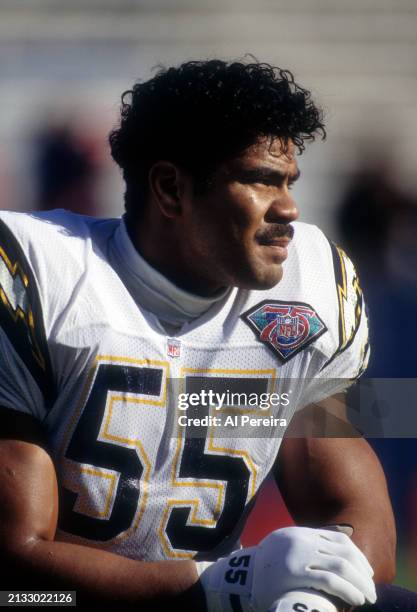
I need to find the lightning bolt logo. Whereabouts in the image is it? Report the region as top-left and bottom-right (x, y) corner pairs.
(335, 245), (363, 352)
(0, 246), (45, 370)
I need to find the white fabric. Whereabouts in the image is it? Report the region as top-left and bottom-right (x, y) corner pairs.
(109, 218), (230, 333)
(269, 590), (338, 612)
(0, 210), (369, 563)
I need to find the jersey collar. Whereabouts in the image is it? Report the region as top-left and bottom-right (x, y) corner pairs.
(109, 217), (231, 330)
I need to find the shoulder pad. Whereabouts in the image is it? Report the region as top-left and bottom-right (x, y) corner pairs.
(0, 215), (55, 405)
(329, 242), (364, 354)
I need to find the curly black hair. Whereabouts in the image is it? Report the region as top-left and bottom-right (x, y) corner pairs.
(109, 59), (326, 218)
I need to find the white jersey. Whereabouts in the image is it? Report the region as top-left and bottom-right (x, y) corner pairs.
(0, 210), (369, 562)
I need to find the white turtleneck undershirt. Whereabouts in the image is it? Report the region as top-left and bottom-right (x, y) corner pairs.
(109, 218), (231, 334)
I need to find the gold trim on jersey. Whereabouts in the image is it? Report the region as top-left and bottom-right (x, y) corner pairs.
(158, 367), (276, 559)
(98, 355), (169, 406)
(75, 467), (117, 518)
(0, 245), (45, 370)
(60, 355), (169, 543)
(334, 245), (362, 351)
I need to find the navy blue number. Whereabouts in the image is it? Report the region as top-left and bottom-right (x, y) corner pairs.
(165, 376), (268, 555)
(59, 363), (162, 541)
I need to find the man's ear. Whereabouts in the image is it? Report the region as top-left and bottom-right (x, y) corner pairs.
(148, 161), (187, 218)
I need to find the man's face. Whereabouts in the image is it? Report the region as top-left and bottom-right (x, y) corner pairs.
(180, 137), (300, 291)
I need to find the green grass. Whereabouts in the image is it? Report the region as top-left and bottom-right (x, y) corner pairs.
(395, 549), (417, 592)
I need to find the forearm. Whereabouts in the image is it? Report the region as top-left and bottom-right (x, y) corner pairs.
(276, 436), (396, 584)
(3, 538), (203, 609)
(0, 438), (204, 608)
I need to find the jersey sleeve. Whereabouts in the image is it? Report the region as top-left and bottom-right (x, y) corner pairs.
(0, 216), (54, 421)
(300, 242), (370, 407)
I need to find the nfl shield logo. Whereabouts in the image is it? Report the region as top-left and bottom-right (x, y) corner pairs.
(277, 315), (299, 339)
(167, 338), (181, 358)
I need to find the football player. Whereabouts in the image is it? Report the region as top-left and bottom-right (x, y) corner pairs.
(0, 60), (406, 610)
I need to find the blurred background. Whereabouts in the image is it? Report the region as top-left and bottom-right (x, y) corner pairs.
(0, 0), (416, 591)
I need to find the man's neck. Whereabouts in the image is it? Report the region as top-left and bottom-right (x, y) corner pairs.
(110, 218), (231, 331)
(126, 219), (225, 297)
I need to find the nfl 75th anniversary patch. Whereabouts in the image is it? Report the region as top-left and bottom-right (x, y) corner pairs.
(242, 300), (327, 363)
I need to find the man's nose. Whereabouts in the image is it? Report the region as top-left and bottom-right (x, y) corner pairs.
(265, 192), (299, 224)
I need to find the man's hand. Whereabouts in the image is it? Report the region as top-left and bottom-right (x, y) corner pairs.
(198, 526), (376, 612)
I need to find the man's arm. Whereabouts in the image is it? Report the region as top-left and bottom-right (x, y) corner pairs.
(0, 410), (203, 609)
(275, 394), (396, 584)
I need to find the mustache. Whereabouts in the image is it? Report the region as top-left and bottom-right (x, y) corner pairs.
(255, 223), (295, 243)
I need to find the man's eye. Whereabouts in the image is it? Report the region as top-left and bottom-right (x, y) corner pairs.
(256, 179), (280, 187)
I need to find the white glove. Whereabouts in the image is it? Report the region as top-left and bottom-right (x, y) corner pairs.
(268, 589), (339, 612)
(197, 526), (376, 612)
